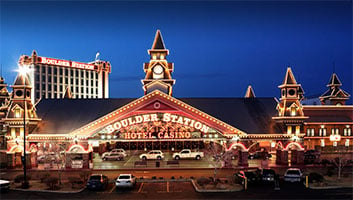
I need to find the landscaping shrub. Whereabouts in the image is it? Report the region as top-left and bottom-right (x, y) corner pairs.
(196, 177), (211, 187)
(326, 169), (334, 177)
(45, 177), (59, 190)
(39, 172), (51, 183)
(152, 176), (156, 179)
(308, 172), (324, 183)
(321, 159), (331, 165)
(179, 176), (183, 179)
(68, 177), (83, 188)
(79, 171), (91, 182)
(159, 177), (163, 180)
(171, 176), (175, 179)
(14, 174), (31, 183)
(190, 176), (194, 179)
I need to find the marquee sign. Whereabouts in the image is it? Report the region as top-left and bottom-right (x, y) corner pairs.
(104, 113), (210, 135)
(39, 57), (96, 70)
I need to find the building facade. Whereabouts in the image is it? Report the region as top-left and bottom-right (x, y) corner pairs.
(18, 51), (111, 103)
(1, 30), (352, 169)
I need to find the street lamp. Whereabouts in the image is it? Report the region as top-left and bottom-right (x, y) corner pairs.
(18, 65), (30, 188)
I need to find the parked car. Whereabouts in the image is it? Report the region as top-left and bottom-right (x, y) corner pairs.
(102, 152), (125, 161)
(261, 168), (276, 182)
(248, 151), (272, 159)
(116, 174), (136, 188)
(102, 149), (127, 158)
(284, 168), (303, 183)
(0, 180), (10, 191)
(235, 169), (261, 184)
(86, 174), (109, 190)
(172, 149), (204, 160)
(304, 150), (320, 164)
(139, 150), (164, 160)
(37, 153), (59, 164)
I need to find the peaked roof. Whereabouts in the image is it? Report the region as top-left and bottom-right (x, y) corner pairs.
(327, 73), (342, 87)
(245, 85), (256, 98)
(34, 95), (279, 135)
(151, 30), (166, 50)
(13, 74), (31, 86)
(282, 67), (298, 85)
(63, 87), (73, 99)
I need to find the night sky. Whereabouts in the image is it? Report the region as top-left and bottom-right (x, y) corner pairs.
(1, 1), (352, 102)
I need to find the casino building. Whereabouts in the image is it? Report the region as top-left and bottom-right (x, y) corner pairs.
(18, 51), (111, 103)
(0, 30), (352, 169)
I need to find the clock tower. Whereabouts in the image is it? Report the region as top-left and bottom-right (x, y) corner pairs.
(142, 30), (175, 95)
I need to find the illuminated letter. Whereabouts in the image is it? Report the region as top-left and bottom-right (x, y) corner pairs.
(113, 122), (121, 130)
(201, 125), (209, 133)
(184, 118), (191, 126)
(128, 117), (136, 126)
(135, 115), (143, 123)
(190, 120), (195, 128)
(137, 132), (143, 139)
(185, 132), (191, 138)
(163, 132), (169, 139)
(179, 132), (184, 138)
(163, 113), (171, 122)
(130, 133), (137, 139)
(194, 122), (202, 130)
(143, 115), (150, 122)
(176, 116), (184, 125)
(105, 125), (114, 133)
(169, 132), (174, 139)
(158, 132), (163, 138)
(125, 132), (130, 139)
(171, 115), (178, 122)
(121, 119), (128, 127)
(150, 114), (158, 122)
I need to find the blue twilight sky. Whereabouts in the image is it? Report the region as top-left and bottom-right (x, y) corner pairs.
(0, 1), (352, 102)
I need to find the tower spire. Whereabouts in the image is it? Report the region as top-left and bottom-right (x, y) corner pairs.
(244, 85), (256, 98)
(151, 30), (166, 50)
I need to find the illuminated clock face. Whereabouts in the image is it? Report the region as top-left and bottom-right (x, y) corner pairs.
(153, 65), (163, 75)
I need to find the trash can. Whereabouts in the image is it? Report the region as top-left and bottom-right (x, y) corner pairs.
(156, 161), (160, 168)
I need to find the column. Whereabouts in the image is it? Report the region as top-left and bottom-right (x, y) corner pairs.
(238, 150), (249, 166)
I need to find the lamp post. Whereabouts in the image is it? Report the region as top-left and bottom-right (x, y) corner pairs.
(18, 66), (30, 189)
(22, 79), (28, 188)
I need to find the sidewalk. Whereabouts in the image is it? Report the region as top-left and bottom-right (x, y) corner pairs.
(309, 176), (353, 189)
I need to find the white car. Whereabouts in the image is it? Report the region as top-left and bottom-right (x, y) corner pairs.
(284, 168), (303, 182)
(102, 152), (125, 161)
(116, 174), (136, 188)
(0, 180), (10, 191)
(172, 149), (204, 160)
(139, 150), (164, 160)
(102, 149), (127, 158)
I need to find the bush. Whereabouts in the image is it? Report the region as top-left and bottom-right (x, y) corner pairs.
(308, 172), (324, 183)
(179, 176), (183, 179)
(190, 176), (194, 179)
(196, 177), (211, 187)
(45, 177), (59, 190)
(326, 169), (334, 177)
(152, 176), (156, 179)
(171, 176), (175, 179)
(79, 171), (91, 182)
(39, 173), (51, 183)
(321, 159), (331, 165)
(14, 174), (31, 183)
(68, 177), (83, 188)
(159, 177), (163, 180)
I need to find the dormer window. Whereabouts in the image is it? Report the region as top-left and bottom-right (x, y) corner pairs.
(15, 108), (21, 118)
(290, 107), (296, 116)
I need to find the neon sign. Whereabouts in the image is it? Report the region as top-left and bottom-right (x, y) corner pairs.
(39, 57), (95, 70)
(125, 132), (191, 139)
(105, 113), (210, 134)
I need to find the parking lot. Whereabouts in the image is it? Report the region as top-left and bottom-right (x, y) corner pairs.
(93, 150), (277, 169)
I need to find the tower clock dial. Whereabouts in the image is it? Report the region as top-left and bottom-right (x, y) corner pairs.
(153, 65), (163, 75)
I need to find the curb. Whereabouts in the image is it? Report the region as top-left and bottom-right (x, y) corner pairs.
(137, 179), (191, 183)
(309, 185), (353, 190)
(10, 187), (85, 194)
(190, 179), (243, 193)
